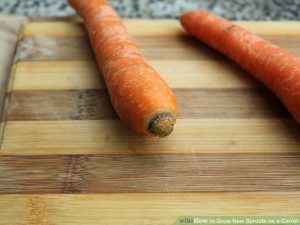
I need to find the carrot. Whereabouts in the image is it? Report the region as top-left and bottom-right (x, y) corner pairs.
(180, 10), (300, 124)
(68, 0), (177, 137)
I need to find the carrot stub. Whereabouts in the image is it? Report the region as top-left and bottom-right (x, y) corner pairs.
(181, 10), (300, 124)
(68, 0), (177, 137)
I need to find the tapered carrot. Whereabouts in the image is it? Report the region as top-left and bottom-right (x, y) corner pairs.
(181, 10), (300, 124)
(68, 0), (177, 137)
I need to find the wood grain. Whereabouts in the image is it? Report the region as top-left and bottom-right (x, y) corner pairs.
(13, 60), (259, 90)
(15, 36), (94, 62)
(8, 89), (118, 120)
(1, 154), (300, 193)
(2, 20), (300, 222)
(23, 20), (184, 37)
(22, 21), (300, 37)
(1, 193), (299, 225)
(15, 35), (300, 63)
(23, 21), (86, 37)
(13, 61), (104, 90)
(1, 119), (300, 155)
(7, 89), (288, 121)
(15, 35), (229, 62)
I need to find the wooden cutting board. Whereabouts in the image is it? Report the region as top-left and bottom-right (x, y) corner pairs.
(1, 19), (300, 224)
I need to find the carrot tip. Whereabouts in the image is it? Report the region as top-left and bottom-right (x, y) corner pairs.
(147, 112), (176, 137)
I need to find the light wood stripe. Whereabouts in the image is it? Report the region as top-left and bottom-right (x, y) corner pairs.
(0, 154), (300, 193)
(7, 89), (288, 121)
(237, 21), (300, 35)
(14, 61), (103, 90)
(23, 21), (86, 37)
(23, 20), (185, 37)
(13, 61), (259, 90)
(1, 193), (299, 225)
(1, 119), (300, 155)
(22, 21), (300, 37)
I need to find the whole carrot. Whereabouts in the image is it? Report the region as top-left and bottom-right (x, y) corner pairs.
(68, 0), (177, 137)
(181, 10), (300, 124)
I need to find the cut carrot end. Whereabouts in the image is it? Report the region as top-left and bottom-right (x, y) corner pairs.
(147, 112), (176, 137)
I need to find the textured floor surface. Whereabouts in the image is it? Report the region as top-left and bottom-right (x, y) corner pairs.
(0, 0), (299, 20)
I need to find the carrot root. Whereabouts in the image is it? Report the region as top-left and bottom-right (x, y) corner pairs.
(68, 0), (177, 137)
(148, 112), (177, 137)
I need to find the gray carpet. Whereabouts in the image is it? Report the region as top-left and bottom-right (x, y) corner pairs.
(0, 0), (299, 20)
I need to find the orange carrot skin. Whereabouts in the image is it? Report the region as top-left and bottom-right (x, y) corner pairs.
(68, 0), (177, 136)
(181, 10), (300, 123)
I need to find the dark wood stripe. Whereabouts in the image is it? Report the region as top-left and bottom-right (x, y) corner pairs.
(136, 35), (226, 60)
(7, 88), (289, 121)
(1, 153), (300, 193)
(8, 89), (118, 120)
(27, 17), (83, 22)
(177, 88), (289, 119)
(14, 35), (227, 62)
(15, 35), (300, 62)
